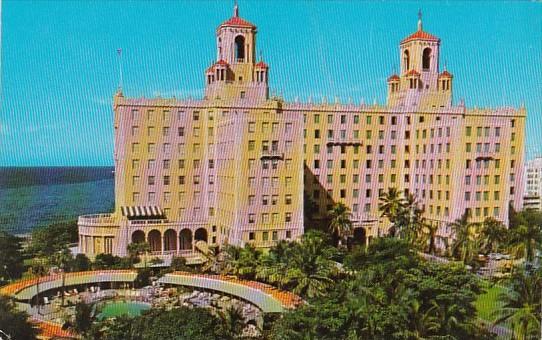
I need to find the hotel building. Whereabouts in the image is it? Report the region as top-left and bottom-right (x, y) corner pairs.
(523, 157), (542, 210)
(78, 5), (525, 259)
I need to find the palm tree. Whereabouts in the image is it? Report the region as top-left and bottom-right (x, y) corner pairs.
(396, 193), (425, 246)
(507, 222), (542, 264)
(450, 212), (480, 264)
(221, 245), (261, 280)
(30, 259), (48, 315)
(127, 242), (151, 268)
(327, 202), (353, 247)
(379, 187), (405, 236)
(480, 217), (507, 254)
(406, 300), (440, 339)
(256, 241), (295, 289)
(494, 269), (541, 340)
(51, 247), (73, 307)
(219, 305), (246, 339)
(287, 232), (337, 298)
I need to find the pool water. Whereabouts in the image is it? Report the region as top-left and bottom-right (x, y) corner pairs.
(97, 301), (151, 320)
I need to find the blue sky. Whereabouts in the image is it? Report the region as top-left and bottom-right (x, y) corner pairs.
(1, 1), (540, 166)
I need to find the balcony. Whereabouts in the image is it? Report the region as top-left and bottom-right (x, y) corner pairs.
(260, 149), (284, 160)
(78, 213), (118, 227)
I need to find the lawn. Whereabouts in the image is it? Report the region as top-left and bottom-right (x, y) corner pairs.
(475, 280), (505, 322)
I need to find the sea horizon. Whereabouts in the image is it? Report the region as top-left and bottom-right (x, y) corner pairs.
(0, 166), (115, 235)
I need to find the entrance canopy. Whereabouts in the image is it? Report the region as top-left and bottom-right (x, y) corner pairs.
(121, 206), (165, 220)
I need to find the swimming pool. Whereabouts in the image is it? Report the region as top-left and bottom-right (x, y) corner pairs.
(97, 301), (151, 320)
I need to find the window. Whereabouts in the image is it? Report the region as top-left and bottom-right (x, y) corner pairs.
(422, 48), (431, 69)
(285, 213), (292, 222)
(193, 111), (200, 121)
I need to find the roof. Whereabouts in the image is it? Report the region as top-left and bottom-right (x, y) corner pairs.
(219, 16), (256, 29)
(160, 272), (304, 312)
(255, 61), (268, 69)
(215, 59), (229, 67)
(405, 69), (420, 76)
(401, 30), (440, 44)
(439, 70), (453, 78)
(387, 74), (400, 82)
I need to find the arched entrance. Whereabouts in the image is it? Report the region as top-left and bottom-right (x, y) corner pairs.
(194, 228), (208, 243)
(132, 230), (145, 244)
(352, 227), (366, 246)
(164, 229), (177, 252)
(179, 229), (192, 251)
(148, 230), (162, 253)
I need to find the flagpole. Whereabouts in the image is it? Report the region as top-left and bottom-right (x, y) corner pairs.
(117, 48), (123, 91)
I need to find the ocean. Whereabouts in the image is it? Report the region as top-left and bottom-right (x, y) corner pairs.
(0, 167), (115, 235)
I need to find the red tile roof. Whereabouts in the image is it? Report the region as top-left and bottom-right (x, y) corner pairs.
(387, 74), (400, 82)
(401, 30), (440, 44)
(33, 319), (76, 339)
(255, 61), (268, 69)
(439, 70), (453, 78)
(216, 59), (229, 67)
(220, 16), (256, 29)
(405, 69), (420, 76)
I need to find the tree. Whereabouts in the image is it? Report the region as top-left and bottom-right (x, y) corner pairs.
(0, 295), (38, 340)
(127, 242), (151, 268)
(29, 221), (78, 256)
(71, 253), (91, 272)
(64, 301), (94, 335)
(0, 231), (24, 284)
(30, 259), (48, 316)
(395, 193), (425, 247)
(221, 244), (261, 280)
(51, 247), (73, 306)
(494, 268), (541, 340)
(271, 240), (488, 340)
(327, 202), (353, 247)
(507, 210), (542, 263)
(480, 217), (507, 254)
(170, 256), (192, 272)
(94, 307), (229, 340)
(379, 187), (405, 235)
(265, 231), (338, 299)
(219, 305), (246, 339)
(450, 212), (480, 265)
(93, 253), (122, 270)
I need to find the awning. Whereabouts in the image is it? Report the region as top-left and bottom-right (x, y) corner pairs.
(121, 206), (164, 219)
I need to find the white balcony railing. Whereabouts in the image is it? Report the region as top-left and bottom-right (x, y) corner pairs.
(78, 213), (117, 227)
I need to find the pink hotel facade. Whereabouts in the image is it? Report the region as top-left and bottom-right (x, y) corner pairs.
(78, 5), (525, 259)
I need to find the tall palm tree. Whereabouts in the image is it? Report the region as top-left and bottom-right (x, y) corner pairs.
(480, 217), (507, 254)
(494, 269), (541, 340)
(450, 212), (480, 264)
(30, 260), (48, 315)
(507, 222), (542, 264)
(379, 187), (405, 235)
(396, 193), (425, 246)
(51, 247), (73, 307)
(327, 202), (353, 247)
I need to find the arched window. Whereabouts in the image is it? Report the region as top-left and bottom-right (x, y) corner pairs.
(403, 50), (410, 71)
(235, 35), (245, 62)
(422, 48), (431, 70)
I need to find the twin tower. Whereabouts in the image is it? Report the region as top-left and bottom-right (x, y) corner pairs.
(204, 5), (453, 108)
